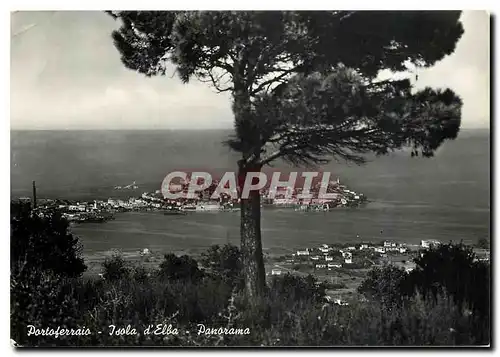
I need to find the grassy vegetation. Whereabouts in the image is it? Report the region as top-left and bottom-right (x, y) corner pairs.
(11, 250), (489, 347)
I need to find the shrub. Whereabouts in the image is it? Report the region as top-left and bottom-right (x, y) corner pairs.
(102, 253), (130, 281)
(200, 244), (244, 289)
(357, 265), (408, 308)
(10, 201), (88, 346)
(329, 282), (347, 289)
(476, 237), (489, 250)
(407, 242), (490, 319)
(158, 253), (203, 282)
(357, 242), (490, 345)
(11, 201), (86, 279)
(132, 265), (150, 282)
(269, 274), (326, 303)
(10, 272), (91, 347)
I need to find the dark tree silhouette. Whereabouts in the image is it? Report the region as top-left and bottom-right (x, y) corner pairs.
(407, 242), (490, 319)
(10, 201), (86, 279)
(200, 244), (244, 288)
(358, 242), (490, 344)
(476, 237), (489, 249)
(158, 253), (203, 282)
(269, 273), (326, 303)
(107, 11), (464, 297)
(102, 253), (130, 281)
(10, 201), (87, 345)
(357, 265), (408, 308)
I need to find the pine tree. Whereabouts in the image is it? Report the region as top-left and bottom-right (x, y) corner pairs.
(108, 11), (464, 298)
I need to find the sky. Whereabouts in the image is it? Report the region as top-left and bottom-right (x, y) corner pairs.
(10, 11), (490, 130)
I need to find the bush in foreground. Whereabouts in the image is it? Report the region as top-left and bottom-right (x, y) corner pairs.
(11, 254), (489, 347)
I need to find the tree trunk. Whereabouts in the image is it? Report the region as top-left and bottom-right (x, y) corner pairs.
(238, 163), (266, 298)
(233, 77), (267, 298)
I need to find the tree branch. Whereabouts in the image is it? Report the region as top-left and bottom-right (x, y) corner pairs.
(250, 68), (297, 95)
(199, 69), (234, 93)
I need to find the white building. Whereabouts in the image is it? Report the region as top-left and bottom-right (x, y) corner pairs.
(359, 244), (369, 250)
(421, 240), (440, 249)
(271, 269), (282, 276)
(334, 299), (349, 306)
(344, 257), (352, 264)
(296, 249), (310, 256)
(328, 263), (341, 269)
(374, 247), (386, 254)
(325, 256), (333, 261)
(342, 251), (352, 259)
(315, 264), (327, 269)
(311, 256), (320, 261)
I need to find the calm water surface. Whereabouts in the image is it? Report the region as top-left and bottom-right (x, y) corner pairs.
(11, 129), (490, 257)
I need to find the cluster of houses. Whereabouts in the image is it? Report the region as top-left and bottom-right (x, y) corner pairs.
(296, 245), (355, 270)
(262, 179), (367, 209)
(278, 239), (451, 274)
(26, 191), (170, 223)
(107, 191), (166, 210)
(288, 241), (410, 271)
(167, 176), (367, 210)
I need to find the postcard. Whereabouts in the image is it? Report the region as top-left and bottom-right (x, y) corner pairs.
(10, 10), (491, 347)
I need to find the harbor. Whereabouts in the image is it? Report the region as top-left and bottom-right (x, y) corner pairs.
(22, 176), (368, 223)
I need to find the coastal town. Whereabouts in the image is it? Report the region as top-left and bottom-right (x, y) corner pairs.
(265, 239), (490, 306)
(23, 177), (368, 223)
(268, 239), (430, 277)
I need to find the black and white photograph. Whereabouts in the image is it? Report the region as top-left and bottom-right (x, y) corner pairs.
(10, 9), (491, 347)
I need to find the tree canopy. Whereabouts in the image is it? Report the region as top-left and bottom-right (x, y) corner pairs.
(408, 242), (490, 319)
(200, 244), (244, 288)
(358, 242), (490, 321)
(11, 201), (87, 279)
(108, 11), (463, 166)
(158, 253), (203, 282)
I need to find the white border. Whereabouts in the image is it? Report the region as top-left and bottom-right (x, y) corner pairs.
(3, 1), (497, 356)
(4, 1), (500, 10)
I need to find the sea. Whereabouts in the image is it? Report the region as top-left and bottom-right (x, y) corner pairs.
(10, 129), (491, 257)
